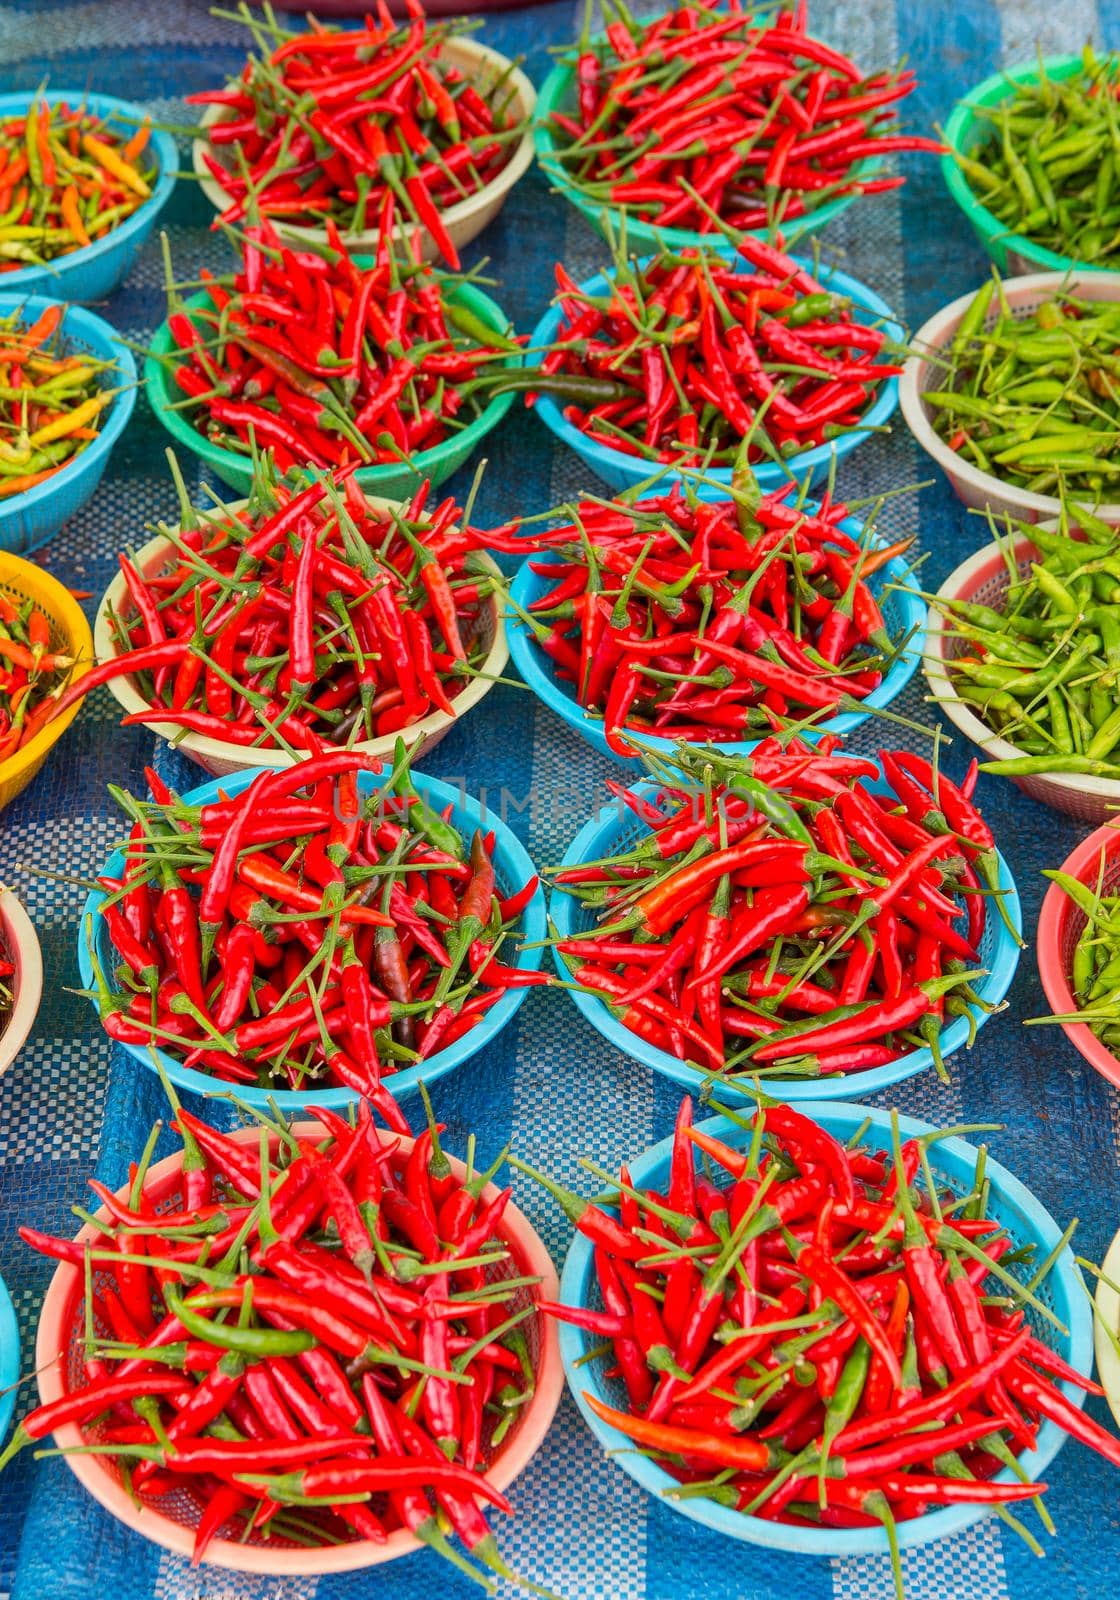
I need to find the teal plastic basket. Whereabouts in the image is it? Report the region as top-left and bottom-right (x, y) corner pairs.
(942, 55), (1113, 276)
(78, 765), (545, 1112)
(145, 280), (519, 500)
(534, 57), (879, 257)
(0, 1270), (17, 1446)
(508, 511), (926, 762)
(550, 767), (1022, 1102)
(559, 1102), (1090, 1556)
(0, 295), (136, 555)
(526, 253), (903, 496)
(0, 92), (176, 302)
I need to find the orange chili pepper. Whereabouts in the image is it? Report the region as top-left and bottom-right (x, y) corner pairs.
(37, 103), (56, 187)
(121, 119), (151, 163)
(60, 184), (90, 247)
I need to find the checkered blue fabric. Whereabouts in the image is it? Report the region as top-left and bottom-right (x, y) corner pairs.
(2, 1), (1120, 1597)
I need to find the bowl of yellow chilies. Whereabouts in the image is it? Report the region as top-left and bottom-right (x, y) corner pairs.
(0, 91), (177, 301)
(0, 296), (136, 554)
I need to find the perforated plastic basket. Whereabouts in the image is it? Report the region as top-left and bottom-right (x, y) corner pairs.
(94, 501), (508, 779)
(34, 1123), (563, 1574)
(508, 514), (926, 762)
(533, 54), (877, 258)
(0, 1271), (17, 1447)
(924, 532), (1120, 822)
(550, 768), (1022, 1102)
(559, 1103), (1091, 1557)
(942, 56), (1110, 278)
(193, 37), (535, 265)
(77, 765), (546, 1111)
(145, 281), (517, 501)
(0, 297), (137, 554)
(1037, 820), (1120, 1088)
(526, 253), (903, 496)
(899, 272), (1120, 526)
(0, 92), (176, 302)
(0, 551), (94, 809)
(1094, 1223), (1120, 1431)
(0, 888), (42, 1079)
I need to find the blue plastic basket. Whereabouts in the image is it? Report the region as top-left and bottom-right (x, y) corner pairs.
(0, 1270), (17, 1446)
(77, 765), (546, 1113)
(525, 253), (904, 496)
(0, 295), (136, 554)
(559, 1102), (1090, 1557)
(0, 92), (177, 303)
(549, 765), (1022, 1102)
(507, 512), (926, 763)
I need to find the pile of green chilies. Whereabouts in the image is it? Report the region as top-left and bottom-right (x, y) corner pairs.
(951, 47), (1120, 264)
(1037, 853), (1120, 1054)
(925, 276), (1120, 502)
(929, 504), (1120, 780)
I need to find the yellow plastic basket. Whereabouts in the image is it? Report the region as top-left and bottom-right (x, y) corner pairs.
(0, 553), (93, 812)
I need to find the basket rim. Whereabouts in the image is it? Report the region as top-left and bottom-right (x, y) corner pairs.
(35, 1122), (563, 1574)
(899, 271), (1120, 523)
(77, 764), (546, 1109)
(1094, 1223), (1120, 1431)
(0, 1270), (17, 1447)
(143, 279), (518, 489)
(922, 531), (1120, 803)
(532, 55), (874, 253)
(0, 549), (95, 793)
(0, 887), (41, 1077)
(0, 294), (138, 526)
(559, 1102), (1090, 1558)
(526, 253), (904, 492)
(507, 511), (926, 761)
(94, 498), (509, 770)
(940, 54), (1109, 276)
(193, 36), (537, 244)
(1036, 819), (1120, 1086)
(0, 91), (177, 291)
(548, 769), (1023, 1102)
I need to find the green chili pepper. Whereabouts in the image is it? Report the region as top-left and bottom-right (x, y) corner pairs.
(954, 49), (1120, 264)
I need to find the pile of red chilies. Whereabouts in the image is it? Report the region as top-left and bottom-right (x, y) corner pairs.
(513, 483), (914, 755)
(0, 941), (12, 1025)
(73, 459), (514, 755)
(522, 1097), (1118, 1578)
(191, 0), (527, 265)
(4, 1097), (539, 1581)
(551, 739), (1020, 1082)
(549, 0), (942, 235)
(158, 205), (519, 474)
(535, 235), (901, 467)
(86, 752), (543, 1098)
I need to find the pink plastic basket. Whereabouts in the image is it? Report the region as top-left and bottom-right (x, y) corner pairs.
(34, 1123), (563, 1574)
(923, 532), (1120, 823)
(1037, 822), (1120, 1089)
(900, 272), (1120, 526)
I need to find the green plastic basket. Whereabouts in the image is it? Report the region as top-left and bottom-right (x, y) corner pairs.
(144, 281), (518, 499)
(533, 56), (878, 257)
(942, 54), (1115, 276)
